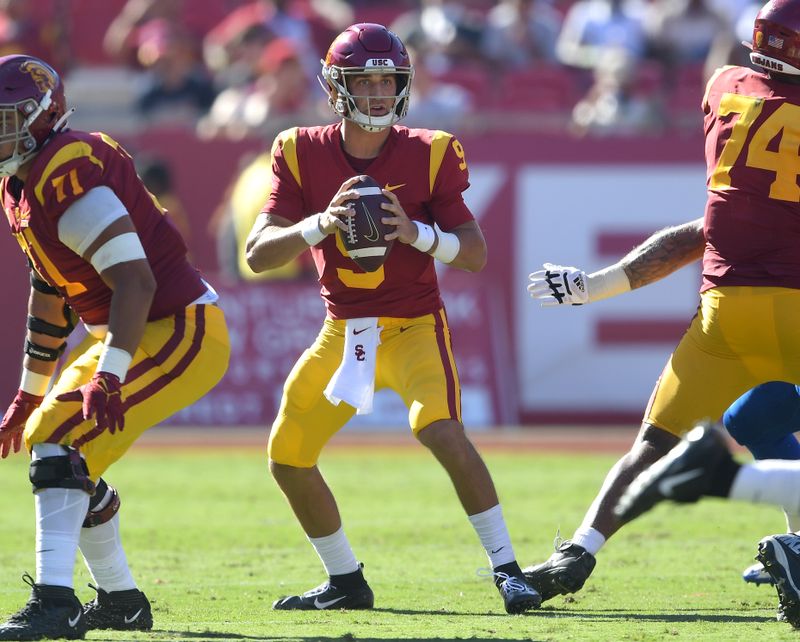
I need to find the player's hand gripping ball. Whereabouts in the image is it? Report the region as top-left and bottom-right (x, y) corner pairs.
(338, 175), (394, 272)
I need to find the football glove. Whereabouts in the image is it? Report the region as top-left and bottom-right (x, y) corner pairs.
(528, 263), (589, 307)
(56, 372), (125, 435)
(0, 390), (44, 458)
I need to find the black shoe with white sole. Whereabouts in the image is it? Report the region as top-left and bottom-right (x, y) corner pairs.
(522, 540), (596, 602)
(272, 577), (374, 611)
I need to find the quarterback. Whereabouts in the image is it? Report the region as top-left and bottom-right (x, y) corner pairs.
(246, 23), (540, 614)
(0, 55), (230, 640)
(522, 0), (800, 625)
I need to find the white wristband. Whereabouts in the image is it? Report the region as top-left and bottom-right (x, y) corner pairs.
(411, 221), (436, 253)
(20, 368), (51, 397)
(587, 264), (631, 302)
(96, 346), (133, 383)
(431, 230), (460, 264)
(300, 214), (326, 246)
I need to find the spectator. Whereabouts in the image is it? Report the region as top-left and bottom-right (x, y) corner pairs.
(646, 0), (728, 67)
(556, 0), (649, 70)
(212, 152), (308, 281)
(136, 155), (192, 249)
(570, 48), (663, 136)
(135, 21), (216, 126)
(482, 0), (563, 67)
(198, 37), (323, 141)
(0, 0), (68, 70)
(104, 0), (183, 67)
(404, 45), (475, 131)
(203, 0), (321, 85)
(209, 22), (273, 91)
(391, 0), (486, 72)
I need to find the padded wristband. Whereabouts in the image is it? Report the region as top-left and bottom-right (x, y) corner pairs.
(586, 264), (631, 302)
(431, 230), (460, 264)
(96, 346), (132, 383)
(300, 214), (326, 246)
(411, 221), (436, 253)
(20, 368), (51, 397)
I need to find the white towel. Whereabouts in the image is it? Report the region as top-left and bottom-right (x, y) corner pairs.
(323, 318), (381, 415)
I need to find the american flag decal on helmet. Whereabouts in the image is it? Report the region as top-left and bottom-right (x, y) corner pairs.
(769, 35), (785, 49)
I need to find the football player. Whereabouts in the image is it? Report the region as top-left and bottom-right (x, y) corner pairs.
(615, 421), (800, 627)
(521, 0), (800, 620)
(245, 23), (540, 614)
(0, 55), (230, 640)
(528, 217), (800, 587)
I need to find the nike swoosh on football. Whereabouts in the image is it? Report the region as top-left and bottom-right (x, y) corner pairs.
(314, 595), (347, 609)
(361, 202), (380, 242)
(657, 468), (704, 497)
(353, 327), (370, 335)
(124, 608), (143, 624)
(384, 183), (406, 191)
(68, 611), (82, 628)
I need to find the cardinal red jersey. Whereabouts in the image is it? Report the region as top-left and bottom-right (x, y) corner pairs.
(701, 65), (800, 291)
(262, 123), (473, 319)
(2, 130), (206, 324)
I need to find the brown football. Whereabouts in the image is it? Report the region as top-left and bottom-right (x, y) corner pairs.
(338, 175), (395, 272)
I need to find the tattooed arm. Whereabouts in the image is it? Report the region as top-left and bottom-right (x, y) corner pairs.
(618, 217), (704, 290)
(528, 217), (705, 306)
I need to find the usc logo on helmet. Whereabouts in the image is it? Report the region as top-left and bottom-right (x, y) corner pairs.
(19, 60), (55, 94)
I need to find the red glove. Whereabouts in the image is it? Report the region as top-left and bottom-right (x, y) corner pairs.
(56, 372), (124, 435)
(0, 390), (43, 459)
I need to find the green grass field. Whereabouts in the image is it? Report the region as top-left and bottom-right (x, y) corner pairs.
(0, 437), (792, 641)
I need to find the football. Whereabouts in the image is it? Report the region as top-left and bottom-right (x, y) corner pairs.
(338, 175), (394, 272)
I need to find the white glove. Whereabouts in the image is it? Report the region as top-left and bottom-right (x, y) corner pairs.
(528, 263), (589, 307)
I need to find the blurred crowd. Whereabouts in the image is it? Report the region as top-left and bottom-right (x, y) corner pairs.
(6, 0), (768, 140)
(1, 0), (766, 280)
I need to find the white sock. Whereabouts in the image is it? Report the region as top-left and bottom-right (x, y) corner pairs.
(468, 504), (516, 568)
(308, 526), (359, 577)
(35, 488), (90, 588)
(571, 526), (606, 556)
(80, 513), (137, 592)
(730, 460), (800, 512)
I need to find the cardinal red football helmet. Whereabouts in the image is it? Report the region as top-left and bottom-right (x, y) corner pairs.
(0, 55), (69, 177)
(320, 23), (413, 132)
(749, 0), (800, 75)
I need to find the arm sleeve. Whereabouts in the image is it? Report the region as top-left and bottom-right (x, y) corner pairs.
(56, 186), (129, 256)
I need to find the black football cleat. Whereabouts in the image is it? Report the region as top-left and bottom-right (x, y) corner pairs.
(522, 541), (596, 602)
(82, 585), (152, 631)
(614, 421), (733, 524)
(0, 573), (87, 641)
(272, 579), (374, 611)
(493, 572), (541, 614)
(757, 534), (800, 628)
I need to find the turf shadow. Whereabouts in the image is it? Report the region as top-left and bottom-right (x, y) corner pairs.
(533, 607), (771, 624)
